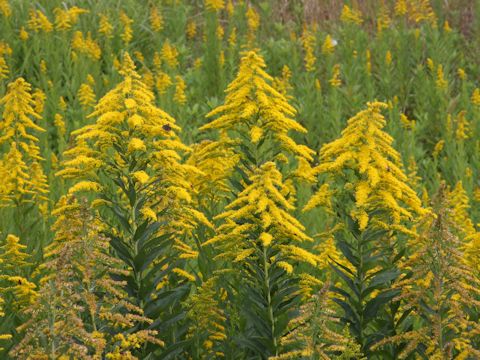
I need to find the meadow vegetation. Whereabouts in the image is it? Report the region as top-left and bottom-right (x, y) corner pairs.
(0, 0), (479, 358)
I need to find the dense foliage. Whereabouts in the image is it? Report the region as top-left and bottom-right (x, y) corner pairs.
(0, 0), (479, 359)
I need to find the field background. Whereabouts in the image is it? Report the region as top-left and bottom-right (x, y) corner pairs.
(0, 0), (479, 359)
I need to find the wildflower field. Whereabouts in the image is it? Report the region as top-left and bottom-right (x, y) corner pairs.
(0, 0), (480, 358)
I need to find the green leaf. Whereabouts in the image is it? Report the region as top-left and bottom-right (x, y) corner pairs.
(156, 339), (192, 360)
(107, 233), (134, 267)
(330, 285), (351, 300)
(336, 240), (359, 267)
(332, 297), (360, 331)
(364, 289), (401, 322)
(109, 204), (132, 233)
(331, 263), (358, 298)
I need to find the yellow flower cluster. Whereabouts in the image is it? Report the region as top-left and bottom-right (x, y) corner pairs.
(447, 182), (480, 270)
(435, 64), (448, 90)
(0, 234), (29, 270)
(0, 43), (10, 79)
(186, 20), (197, 39)
(272, 65), (293, 98)
(205, 0), (224, 12)
(302, 29), (316, 72)
(0, 78), (44, 145)
(329, 64), (341, 87)
(71, 31), (101, 60)
(59, 54), (177, 177)
(53, 6), (88, 31)
(394, 0), (407, 16)
(471, 88), (480, 106)
(156, 71), (173, 94)
(99, 15), (114, 38)
(340, 5), (363, 25)
(58, 53), (210, 238)
(454, 110), (470, 140)
(0, 78), (49, 207)
(322, 35), (336, 55)
(77, 81), (96, 110)
(246, 6), (260, 44)
(187, 136), (240, 205)
(406, 0), (437, 25)
(120, 11), (133, 44)
(174, 75), (187, 104)
(107, 331), (164, 359)
(400, 113), (415, 130)
(27, 9), (53, 33)
(161, 41), (179, 68)
(150, 6), (164, 32)
(273, 285), (364, 359)
(0, 0), (11, 17)
(205, 162), (314, 266)
(365, 49), (372, 74)
(0, 234), (37, 309)
(306, 102), (426, 231)
(201, 50), (314, 162)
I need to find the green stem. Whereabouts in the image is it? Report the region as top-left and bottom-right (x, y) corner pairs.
(357, 232), (365, 349)
(262, 245), (278, 355)
(131, 194), (144, 309)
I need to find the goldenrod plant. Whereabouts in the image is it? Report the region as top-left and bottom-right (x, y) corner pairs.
(11, 195), (162, 359)
(0, 78), (49, 245)
(0, 295), (11, 352)
(203, 0), (225, 96)
(446, 181), (480, 271)
(305, 102), (427, 356)
(57, 53), (209, 355)
(0, 233), (37, 356)
(204, 162), (316, 357)
(201, 50), (314, 170)
(373, 185), (480, 359)
(187, 136), (239, 210)
(271, 283), (365, 360)
(0, 1), (479, 359)
(184, 275), (227, 358)
(200, 49), (317, 358)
